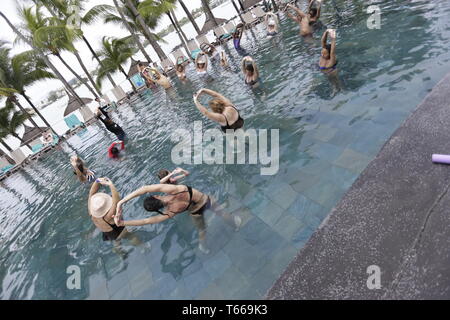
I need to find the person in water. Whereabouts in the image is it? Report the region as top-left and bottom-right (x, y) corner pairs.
(176, 59), (187, 81)
(319, 29), (338, 75)
(285, 3), (314, 37)
(70, 155), (96, 183)
(138, 62), (157, 89)
(149, 68), (172, 89)
(158, 167), (190, 185)
(308, 0), (322, 24)
(232, 23), (244, 51)
(193, 88), (244, 133)
(242, 56), (260, 88)
(195, 52), (208, 74)
(96, 107), (126, 141)
(200, 43), (222, 64)
(265, 13), (279, 36)
(108, 141), (125, 160)
(113, 184), (242, 254)
(220, 51), (229, 68)
(89, 177), (145, 254)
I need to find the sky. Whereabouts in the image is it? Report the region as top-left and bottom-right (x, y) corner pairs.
(0, 0), (207, 103)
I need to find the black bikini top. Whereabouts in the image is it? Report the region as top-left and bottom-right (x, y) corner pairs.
(221, 106), (244, 132)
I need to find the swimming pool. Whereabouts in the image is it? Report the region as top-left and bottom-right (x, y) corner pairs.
(1, 0), (450, 299)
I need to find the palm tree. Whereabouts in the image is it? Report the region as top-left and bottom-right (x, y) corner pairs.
(0, 42), (59, 136)
(16, 5), (100, 98)
(201, 0), (218, 28)
(105, 0), (167, 61)
(37, 0), (118, 89)
(96, 37), (138, 92)
(112, 0), (153, 63)
(0, 101), (32, 150)
(178, 0), (201, 35)
(138, 0), (190, 60)
(0, 10), (86, 109)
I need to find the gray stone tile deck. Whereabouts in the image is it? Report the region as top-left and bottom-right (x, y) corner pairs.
(267, 71), (450, 299)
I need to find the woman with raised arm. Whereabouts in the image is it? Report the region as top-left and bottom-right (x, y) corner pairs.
(285, 3), (313, 37)
(70, 155), (96, 183)
(149, 68), (172, 89)
(241, 56), (260, 88)
(319, 29), (338, 75)
(157, 167), (190, 185)
(308, 0), (322, 24)
(193, 88), (244, 133)
(114, 184), (241, 253)
(176, 59), (187, 81)
(88, 177), (124, 241)
(265, 12), (279, 37)
(195, 52), (209, 74)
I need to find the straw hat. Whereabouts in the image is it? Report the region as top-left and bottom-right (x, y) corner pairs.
(89, 193), (113, 218)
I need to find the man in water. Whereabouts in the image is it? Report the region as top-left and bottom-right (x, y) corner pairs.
(96, 107), (126, 141)
(285, 3), (314, 37)
(114, 184), (241, 254)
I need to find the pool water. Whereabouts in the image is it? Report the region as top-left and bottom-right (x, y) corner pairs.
(1, 0), (450, 299)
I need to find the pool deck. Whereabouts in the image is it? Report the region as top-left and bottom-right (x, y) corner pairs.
(266, 71), (450, 299)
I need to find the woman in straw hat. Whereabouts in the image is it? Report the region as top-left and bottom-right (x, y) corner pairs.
(114, 184), (241, 254)
(88, 177), (128, 241)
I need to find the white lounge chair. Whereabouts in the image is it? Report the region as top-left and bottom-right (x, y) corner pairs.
(242, 11), (258, 27)
(223, 21), (236, 34)
(252, 6), (267, 21)
(187, 39), (201, 59)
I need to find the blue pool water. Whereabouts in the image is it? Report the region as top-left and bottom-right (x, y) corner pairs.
(1, 0), (450, 299)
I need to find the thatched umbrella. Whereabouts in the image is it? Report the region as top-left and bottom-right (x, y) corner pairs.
(242, 0), (262, 10)
(128, 58), (150, 78)
(20, 125), (48, 147)
(63, 93), (93, 117)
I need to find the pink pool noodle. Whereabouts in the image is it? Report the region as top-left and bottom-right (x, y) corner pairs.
(432, 154), (450, 164)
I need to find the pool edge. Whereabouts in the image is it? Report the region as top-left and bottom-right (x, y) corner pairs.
(266, 70), (450, 300)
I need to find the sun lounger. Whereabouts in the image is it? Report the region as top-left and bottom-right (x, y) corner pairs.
(64, 114), (83, 129)
(252, 6), (267, 21)
(242, 11), (258, 27)
(161, 58), (175, 72)
(224, 21), (237, 34)
(187, 39), (202, 59)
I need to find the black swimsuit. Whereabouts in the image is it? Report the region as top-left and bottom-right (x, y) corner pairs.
(164, 186), (211, 216)
(221, 106), (244, 133)
(102, 218), (125, 241)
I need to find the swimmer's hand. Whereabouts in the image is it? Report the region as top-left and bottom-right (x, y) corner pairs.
(113, 214), (124, 227)
(96, 177), (112, 186)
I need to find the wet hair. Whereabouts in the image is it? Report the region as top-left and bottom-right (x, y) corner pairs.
(209, 99), (226, 113)
(309, 8), (318, 17)
(244, 60), (254, 73)
(324, 44), (332, 56)
(75, 158), (85, 173)
(177, 64), (184, 72)
(111, 147), (120, 157)
(143, 196), (166, 215)
(138, 62), (144, 67)
(157, 169), (170, 181)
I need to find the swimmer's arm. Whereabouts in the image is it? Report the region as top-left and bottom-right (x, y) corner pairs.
(121, 214), (170, 227)
(88, 181), (101, 198)
(321, 30), (328, 48)
(194, 98), (226, 124)
(201, 89), (232, 106)
(330, 34), (337, 64)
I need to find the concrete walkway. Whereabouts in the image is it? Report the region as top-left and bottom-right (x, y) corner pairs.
(267, 71), (450, 299)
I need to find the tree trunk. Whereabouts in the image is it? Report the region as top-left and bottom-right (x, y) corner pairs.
(13, 98), (42, 132)
(119, 66), (137, 93)
(124, 0), (167, 61)
(171, 9), (189, 44)
(82, 35), (117, 88)
(1, 140), (13, 153)
(113, 0), (153, 63)
(22, 93), (60, 138)
(12, 133), (32, 150)
(55, 53), (98, 98)
(167, 11), (191, 62)
(178, 0), (201, 35)
(0, 11), (85, 107)
(201, 0), (218, 27)
(73, 50), (102, 97)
